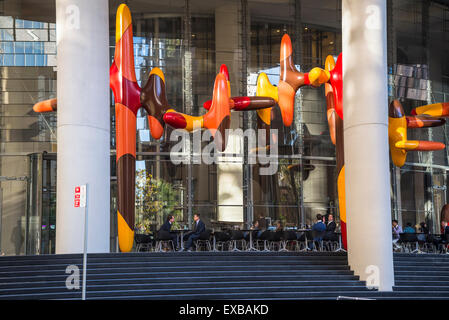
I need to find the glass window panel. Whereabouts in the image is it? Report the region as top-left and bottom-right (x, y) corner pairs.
(23, 20), (33, 29)
(44, 42), (56, 54)
(3, 42), (13, 53)
(25, 54), (35, 66)
(16, 29), (48, 42)
(35, 54), (44, 66)
(14, 42), (25, 53)
(15, 54), (25, 66)
(3, 54), (14, 66)
(0, 16), (14, 28)
(0, 29), (14, 41)
(15, 19), (24, 28)
(49, 29), (56, 42)
(25, 42), (33, 53)
(34, 42), (43, 54)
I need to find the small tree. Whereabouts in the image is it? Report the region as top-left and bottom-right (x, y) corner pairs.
(135, 169), (182, 231)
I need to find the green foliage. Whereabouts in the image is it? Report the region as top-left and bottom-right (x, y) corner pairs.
(135, 169), (182, 231)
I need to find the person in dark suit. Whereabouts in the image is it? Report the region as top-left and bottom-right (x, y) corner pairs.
(309, 214), (326, 250)
(158, 215), (178, 249)
(180, 213), (205, 252)
(324, 214), (337, 241)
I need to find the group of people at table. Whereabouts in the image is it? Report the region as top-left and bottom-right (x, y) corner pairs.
(392, 219), (449, 249)
(157, 212), (339, 252)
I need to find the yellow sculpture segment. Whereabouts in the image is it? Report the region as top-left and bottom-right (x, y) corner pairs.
(412, 102), (449, 117)
(388, 100), (445, 167)
(256, 72), (278, 126)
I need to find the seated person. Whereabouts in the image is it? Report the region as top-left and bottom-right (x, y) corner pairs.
(392, 220), (402, 239)
(417, 222), (429, 241)
(158, 215), (178, 249)
(419, 222), (429, 234)
(442, 221), (448, 235)
(392, 220), (402, 249)
(180, 213), (205, 252)
(312, 214), (326, 240)
(309, 214), (326, 250)
(275, 221), (283, 232)
(250, 220), (259, 230)
(257, 217), (267, 230)
(324, 214), (337, 241)
(403, 222), (416, 233)
(244, 220), (260, 241)
(444, 221), (449, 237)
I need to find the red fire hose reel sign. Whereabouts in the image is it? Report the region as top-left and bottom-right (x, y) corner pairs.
(74, 185), (86, 208)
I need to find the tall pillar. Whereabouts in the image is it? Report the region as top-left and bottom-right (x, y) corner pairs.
(215, 3), (244, 223)
(55, 0), (110, 253)
(342, 0), (394, 291)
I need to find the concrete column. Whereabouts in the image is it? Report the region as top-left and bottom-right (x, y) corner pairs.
(215, 3), (244, 223)
(55, 0), (110, 253)
(342, 0), (394, 291)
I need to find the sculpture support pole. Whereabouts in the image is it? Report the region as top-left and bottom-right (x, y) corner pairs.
(55, 0), (110, 253)
(342, 0), (394, 291)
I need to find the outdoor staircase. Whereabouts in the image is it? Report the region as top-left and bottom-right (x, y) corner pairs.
(370, 253), (449, 300)
(0, 252), (375, 300)
(0, 252), (448, 300)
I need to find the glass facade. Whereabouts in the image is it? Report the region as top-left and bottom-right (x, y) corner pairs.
(0, 0), (448, 254)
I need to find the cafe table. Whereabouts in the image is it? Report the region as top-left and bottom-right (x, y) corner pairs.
(171, 229), (191, 250)
(240, 229), (259, 251)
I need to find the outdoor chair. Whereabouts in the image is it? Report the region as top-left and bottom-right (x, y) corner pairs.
(416, 233), (432, 253)
(296, 231), (308, 251)
(213, 231), (231, 251)
(323, 232), (339, 252)
(229, 230), (246, 251)
(333, 233), (347, 252)
(255, 230), (272, 251)
(195, 229), (212, 251)
(438, 233), (449, 254)
(398, 233), (419, 253)
(268, 230), (283, 251)
(134, 233), (153, 252)
(308, 230), (325, 251)
(430, 234), (444, 253)
(422, 234), (437, 253)
(280, 230), (298, 251)
(155, 231), (175, 252)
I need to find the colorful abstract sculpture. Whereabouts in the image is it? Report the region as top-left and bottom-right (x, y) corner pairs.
(388, 100), (445, 167)
(109, 4), (143, 252)
(201, 68), (279, 151)
(200, 34), (329, 150)
(411, 102), (449, 118)
(165, 64), (277, 151)
(163, 68), (233, 152)
(202, 65), (276, 112)
(441, 204), (449, 227)
(322, 52), (446, 249)
(260, 35), (329, 128)
(34, 3), (447, 255)
(33, 4), (176, 252)
(322, 54), (347, 249)
(140, 68), (174, 140)
(32, 98), (57, 113)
